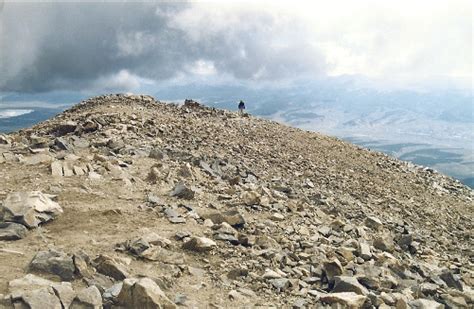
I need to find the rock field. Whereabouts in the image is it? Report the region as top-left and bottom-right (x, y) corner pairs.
(0, 94), (472, 308)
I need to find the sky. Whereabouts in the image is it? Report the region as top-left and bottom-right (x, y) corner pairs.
(0, 0), (472, 95)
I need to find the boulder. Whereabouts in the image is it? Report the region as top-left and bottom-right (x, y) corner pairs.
(365, 216), (383, 230)
(170, 183), (195, 200)
(11, 287), (62, 309)
(23, 154), (52, 165)
(358, 241), (372, 260)
(70, 286), (102, 309)
(0, 222), (28, 240)
(0, 134), (10, 144)
(332, 276), (369, 295)
(408, 298), (444, 309)
(116, 277), (176, 309)
(140, 247), (185, 264)
(201, 210), (246, 228)
(255, 235), (279, 249)
(373, 234), (396, 253)
(8, 274), (74, 309)
(51, 161), (63, 176)
(439, 271), (463, 291)
(93, 254), (128, 281)
(0, 191), (63, 228)
(50, 121), (77, 136)
(241, 191), (260, 205)
(29, 249), (76, 281)
(73, 251), (95, 279)
(55, 137), (73, 151)
(270, 278), (290, 292)
(182, 237), (217, 253)
(319, 292), (367, 308)
(323, 258), (344, 281)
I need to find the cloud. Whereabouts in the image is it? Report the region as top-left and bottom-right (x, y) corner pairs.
(0, 0), (471, 93)
(0, 109), (33, 119)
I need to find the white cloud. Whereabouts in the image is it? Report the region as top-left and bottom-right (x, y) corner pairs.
(186, 60), (217, 76)
(0, 109), (33, 119)
(93, 70), (154, 92)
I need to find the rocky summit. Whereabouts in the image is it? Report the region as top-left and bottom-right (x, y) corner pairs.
(0, 93), (472, 308)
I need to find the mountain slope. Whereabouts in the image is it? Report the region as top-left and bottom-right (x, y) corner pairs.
(0, 94), (472, 308)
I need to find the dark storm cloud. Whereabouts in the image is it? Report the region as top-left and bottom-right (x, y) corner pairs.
(0, 1), (325, 93)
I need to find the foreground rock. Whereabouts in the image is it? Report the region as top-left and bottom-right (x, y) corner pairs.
(6, 274), (75, 308)
(0, 191), (63, 229)
(29, 250), (76, 281)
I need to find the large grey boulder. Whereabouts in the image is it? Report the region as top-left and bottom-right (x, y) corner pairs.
(0, 191), (63, 228)
(30, 249), (76, 281)
(0, 222), (28, 240)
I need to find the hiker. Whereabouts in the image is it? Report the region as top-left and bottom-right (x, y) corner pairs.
(238, 100), (246, 115)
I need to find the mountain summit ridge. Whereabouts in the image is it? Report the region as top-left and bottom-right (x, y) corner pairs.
(0, 94), (472, 308)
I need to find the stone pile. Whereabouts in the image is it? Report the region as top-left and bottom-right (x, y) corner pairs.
(0, 94), (472, 308)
